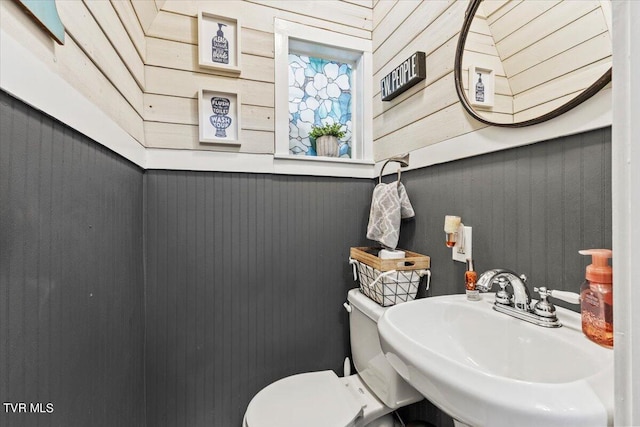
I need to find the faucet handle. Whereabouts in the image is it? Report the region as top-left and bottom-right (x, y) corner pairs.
(534, 286), (580, 304)
(533, 286), (551, 297)
(549, 289), (580, 305)
(532, 286), (557, 318)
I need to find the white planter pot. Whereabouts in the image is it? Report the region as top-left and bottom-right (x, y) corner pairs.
(315, 135), (339, 157)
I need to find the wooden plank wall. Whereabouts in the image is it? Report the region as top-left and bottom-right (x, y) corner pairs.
(2, 0), (371, 155)
(143, 0), (373, 153)
(0, 0), (146, 145)
(372, 0), (486, 161)
(2, 0), (612, 162)
(372, 0), (611, 160)
(485, 0), (612, 122)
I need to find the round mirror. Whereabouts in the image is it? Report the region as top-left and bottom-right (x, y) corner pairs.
(455, 0), (612, 127)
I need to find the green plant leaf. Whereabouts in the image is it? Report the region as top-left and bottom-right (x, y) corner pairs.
(309, 123), (346, 139)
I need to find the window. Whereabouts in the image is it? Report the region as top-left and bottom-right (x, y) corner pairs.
(288, 54), (353, 157)
(274, 19), (373, 163)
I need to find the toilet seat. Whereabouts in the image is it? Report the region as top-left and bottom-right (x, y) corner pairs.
(244, 370), (363, 427)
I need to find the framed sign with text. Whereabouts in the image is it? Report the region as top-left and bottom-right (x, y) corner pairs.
(380, 52), (426, 101)
(468, 65), (495, 109)
(198, 11), (241, 74)
(198, 89), (241, 144)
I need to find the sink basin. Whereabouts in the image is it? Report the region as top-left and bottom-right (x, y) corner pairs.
(377, 293), (613, 427)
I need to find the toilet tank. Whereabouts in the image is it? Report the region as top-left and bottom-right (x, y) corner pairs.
(347, 288), (422, 409)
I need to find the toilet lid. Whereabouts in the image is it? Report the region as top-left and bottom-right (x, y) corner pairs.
(245, 370), (363, 427)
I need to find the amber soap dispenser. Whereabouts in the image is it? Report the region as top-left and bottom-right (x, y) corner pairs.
(465, 258), (480, 301)
(579, 249), (613, 348)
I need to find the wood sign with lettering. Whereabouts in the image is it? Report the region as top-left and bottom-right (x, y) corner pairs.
(380, 52), (426, 101)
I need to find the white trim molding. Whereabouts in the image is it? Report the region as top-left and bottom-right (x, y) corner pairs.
(612, 1), (640, 425)
(145, 149), (373, 179)
(145, 149), (273, 174)
(376, 86), (612, 177)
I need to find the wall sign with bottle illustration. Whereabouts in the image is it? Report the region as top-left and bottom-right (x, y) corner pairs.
(468, 65), (494, 109)
(198, 12), (241, 74)
(198, 89), (241, 144)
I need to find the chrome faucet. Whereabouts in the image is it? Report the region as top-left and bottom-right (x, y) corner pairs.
(477, 269), (563, 328)
(477, 269), (531, 310)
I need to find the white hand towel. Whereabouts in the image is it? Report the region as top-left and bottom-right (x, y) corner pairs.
(366, 182), (415, 249)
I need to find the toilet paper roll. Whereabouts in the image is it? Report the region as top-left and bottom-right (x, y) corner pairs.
(379, 249), (406, 259)
(379, 249), (406, 267)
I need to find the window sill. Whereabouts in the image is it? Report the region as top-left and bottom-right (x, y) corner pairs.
(273, 153), (374, 178)
(273, 154), (374, 166)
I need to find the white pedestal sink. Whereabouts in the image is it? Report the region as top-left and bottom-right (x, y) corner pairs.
(377, 293), (613, 427)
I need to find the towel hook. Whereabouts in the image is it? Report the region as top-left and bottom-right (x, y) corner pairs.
(378, 153), (410, 184)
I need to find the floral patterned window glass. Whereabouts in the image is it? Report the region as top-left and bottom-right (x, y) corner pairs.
(288, 54), (352, 157)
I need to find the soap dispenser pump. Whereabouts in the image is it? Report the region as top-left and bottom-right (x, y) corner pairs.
(579, 249), (613, 348)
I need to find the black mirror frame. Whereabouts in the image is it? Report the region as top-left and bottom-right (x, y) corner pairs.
(454, 0), (612, 128)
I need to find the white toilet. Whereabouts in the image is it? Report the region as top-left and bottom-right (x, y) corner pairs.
(243, 288), (423, 427)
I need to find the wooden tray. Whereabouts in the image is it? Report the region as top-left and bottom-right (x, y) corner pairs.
(350, 247), (430, 272)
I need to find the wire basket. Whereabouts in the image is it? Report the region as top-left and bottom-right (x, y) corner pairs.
(349, 247), (431, 307)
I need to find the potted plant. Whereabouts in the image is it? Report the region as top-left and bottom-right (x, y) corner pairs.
(309, 123), (346, 157)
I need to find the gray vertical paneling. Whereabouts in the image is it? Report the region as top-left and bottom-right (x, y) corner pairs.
(396, 128), (612, 299)
(144, 128), (610, 427)
(397, 128), (612, 426)
(145, 170), (372, 427)
(0, 91), (145, 427)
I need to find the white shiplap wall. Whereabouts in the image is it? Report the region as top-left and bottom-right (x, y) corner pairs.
(1, 0), (146, 142)
(0, 0), (372, 160)
(1, 0), (612, 175)
(372, 0), (612, 164)
(372, 1), (485, 161)
(143, 0), (373, 154)
(487, 0), (612, 122)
